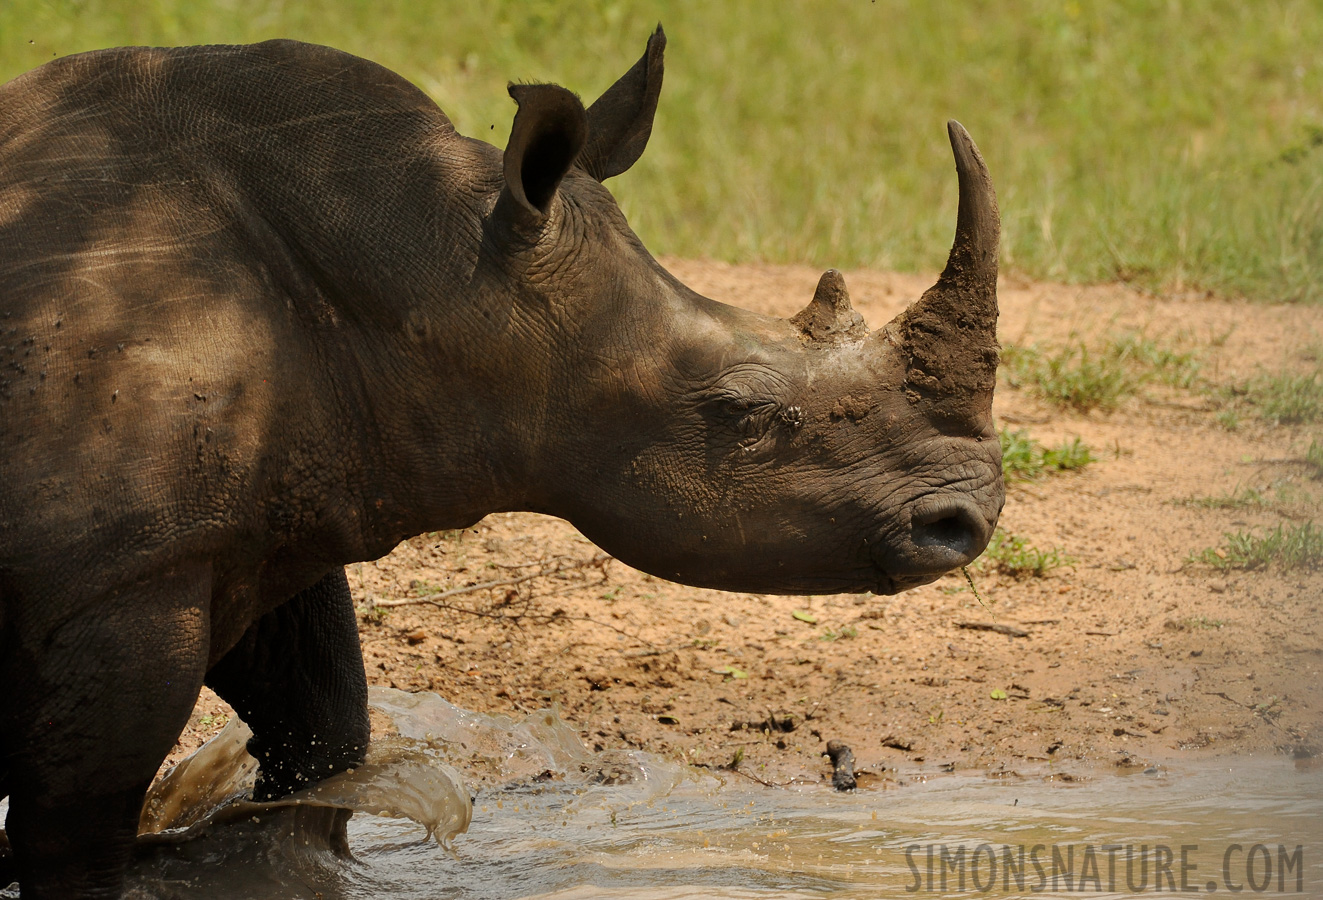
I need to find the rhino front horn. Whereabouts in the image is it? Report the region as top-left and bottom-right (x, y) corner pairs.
(883, 120), (1000, 427)
(792, 269), (868, 345)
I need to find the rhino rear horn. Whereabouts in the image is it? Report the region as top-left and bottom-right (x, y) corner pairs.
(503, 83), (589, 217)
(883, 120), (1000, 427)
(792, 269), (868, 345)
(578, 25), (666, 181)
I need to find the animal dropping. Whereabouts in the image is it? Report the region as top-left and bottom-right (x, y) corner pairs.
(0, 28), (1002, 897)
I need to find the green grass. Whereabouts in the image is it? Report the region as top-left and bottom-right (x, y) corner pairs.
(1307, 438), (1323, 478)
(1183, 478), (1321, 515)
(2, 1), (1322, 302)
(1253, 373), (1323, 424)
(1215, 409), (1243, 431)
(1194, 521), (1323, 571)
(1183, 486), (1269, 510)
(1002, 330), (1213, 411)
(1001, 343), (1134, 411)
(978, 529), (1073, 578)
(1041, 436), (1096, 471)
(999, 427), (1095, 480)
(1211, 371), (1322, 429)
(1106, 333), (1203, 389)
(998, 427), (1041, 479)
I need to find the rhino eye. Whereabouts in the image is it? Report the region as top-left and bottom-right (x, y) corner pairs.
(736, 401), (777, 441)
(697, 370), (797, 452)
(709, 394), (783, 449)
(727, 396), (764, 414)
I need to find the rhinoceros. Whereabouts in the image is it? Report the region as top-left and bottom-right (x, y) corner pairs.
(0, 28), (1002, 897)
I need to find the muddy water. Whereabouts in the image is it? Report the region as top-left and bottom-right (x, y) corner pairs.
(3, 687), (1319, 898)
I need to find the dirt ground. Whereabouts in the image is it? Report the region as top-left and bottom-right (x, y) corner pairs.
(170, 259), (1323, 787)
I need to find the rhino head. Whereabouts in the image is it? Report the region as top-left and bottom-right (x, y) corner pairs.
(470, 27), (1002, 596)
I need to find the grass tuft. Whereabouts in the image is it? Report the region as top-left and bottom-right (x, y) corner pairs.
(1307, 438), (1323, 479)
(1194, 521), (1322, 571)
(979, 529), (1073, 578)
(1107, 333), (1203, 389)
(999, 427), (1042, 480)
(999, 427), (1096, 480)
(1253, 374), (1323, 425)
(1002, 341), (1137, 412)
(1041, 436), (1096, 471)
(1002, 331), (1213, 412)
(1183, 486), (1268, 510)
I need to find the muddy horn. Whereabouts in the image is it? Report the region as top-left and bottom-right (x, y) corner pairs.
(792, 269), (868, 345)
(883, 120), (1000, 427)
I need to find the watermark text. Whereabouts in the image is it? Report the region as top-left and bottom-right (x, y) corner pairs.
(904, 843), (1305, 893)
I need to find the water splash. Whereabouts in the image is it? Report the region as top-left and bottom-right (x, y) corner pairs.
(138, 696), (473, 846)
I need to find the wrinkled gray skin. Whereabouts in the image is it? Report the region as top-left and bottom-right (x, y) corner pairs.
(0, 29), (1002, 897)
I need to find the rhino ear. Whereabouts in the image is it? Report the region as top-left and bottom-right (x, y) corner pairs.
(577, 25), (665, 181)
(503, 83), (589, 217)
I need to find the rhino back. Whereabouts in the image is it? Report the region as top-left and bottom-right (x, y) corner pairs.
(0, 41), (488, 623)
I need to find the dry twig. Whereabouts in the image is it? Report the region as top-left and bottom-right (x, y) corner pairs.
(373, 555), (610, 608)
(955, 621), (1031, 638)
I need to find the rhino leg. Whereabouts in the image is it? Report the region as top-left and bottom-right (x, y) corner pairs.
(1, 569), (209, 898)
(0, 767), (12, 889)
(205, 568), (370, 808)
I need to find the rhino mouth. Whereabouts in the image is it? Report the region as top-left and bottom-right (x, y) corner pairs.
(908, 495), (990, 562)
(867, 494), (995, 591)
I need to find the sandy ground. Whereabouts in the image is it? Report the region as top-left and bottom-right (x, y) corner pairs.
(170, 259), (1323, 787)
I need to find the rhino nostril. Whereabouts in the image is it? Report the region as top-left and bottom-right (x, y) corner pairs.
(910, 498), (986, 561)
(918, 513), (972, 552)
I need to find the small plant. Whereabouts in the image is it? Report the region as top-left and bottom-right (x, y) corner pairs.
(1001, 332), (1208, 413)
(1041, 436), (1096, 471)
(1107, 332), (1202, 389)
(1306, 438), (1323, 479)
(1194, 521), (1322, 571)
(979, 529), (1073, 577)
(999, 427), (1043, 480)
(357, 602), (391, 624)
(1183, 485), (1268, 509)
(1215, 408), (1242, 431)
(1031, 343), (1137, 411)
(1253, 373), (1323, 425)
(998, 427), (1096, 480)
(997, 343), (1037, 385)
(821, 624), (859, 641)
